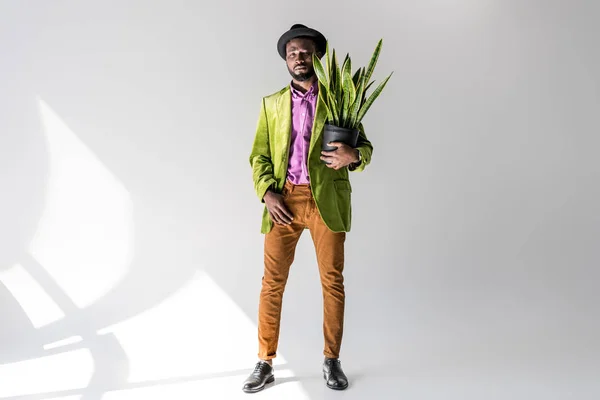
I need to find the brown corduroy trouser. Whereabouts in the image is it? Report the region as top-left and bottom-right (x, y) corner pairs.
(258, 180), (346, 360)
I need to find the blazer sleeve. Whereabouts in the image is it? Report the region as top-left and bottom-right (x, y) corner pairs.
(348, 122), (373, 172)
(249, 98), (277, 202)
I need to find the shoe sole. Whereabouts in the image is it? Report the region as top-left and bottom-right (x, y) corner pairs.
(242, 375), (274, 393)
(323, 372), (349, 390)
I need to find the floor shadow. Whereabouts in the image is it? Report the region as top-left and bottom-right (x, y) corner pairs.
(0, 366), (277, 400)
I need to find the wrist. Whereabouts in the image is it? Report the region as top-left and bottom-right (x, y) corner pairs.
(263, 188), (273, 201)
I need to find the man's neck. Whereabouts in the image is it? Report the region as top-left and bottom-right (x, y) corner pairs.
(291, 76), (318, 94)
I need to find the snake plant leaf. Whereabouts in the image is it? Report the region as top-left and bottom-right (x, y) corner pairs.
(341, 56), (354, 124)
(325, 41), (332, 82)
(341, 88), (349, 124)
(346, 76), (357, 123)
(330, 49), (337, 92)
(327, 90), (340, 126)
(356, 71), (393, 125)
(333, 50), (342, 108)
(364, 38), (383, 86)
(313, 53), (329, 89)
(352, 67), (363, 87)
(361, 80), (375, 105)
(318, 81), (334, 122)
(349, 73), (366, 128)
(341, 53), (351, 87)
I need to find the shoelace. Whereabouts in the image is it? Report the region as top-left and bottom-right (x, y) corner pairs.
(325, 359), (343, 373)
(253, 362), (271, 376)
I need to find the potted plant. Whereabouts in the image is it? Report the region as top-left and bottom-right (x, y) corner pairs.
(312, 39), (393, 157)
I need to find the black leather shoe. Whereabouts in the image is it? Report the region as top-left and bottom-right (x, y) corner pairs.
(323, 358), (349, 390)
(242, 361), (274, 393)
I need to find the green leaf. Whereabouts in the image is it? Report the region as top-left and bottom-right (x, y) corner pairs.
(341, 53), (351, 86)
(330, 49), (337, 92)
(352, 67), (362, 87)
(312, 53), (329, 88)
(341, 55), (354, 126)
(318, 82), (334, 122)
(349, 73), (366, 128)
(356, 71), (393, 125)
(327, 90), (340, 126)
(362, 80), (375, 105)
(347, 79), (357, 125)
(340, 89), (347, 126)
(325, 41), (332, 85)
(364, 38), (383, 86)
(333, 51), (342, 109)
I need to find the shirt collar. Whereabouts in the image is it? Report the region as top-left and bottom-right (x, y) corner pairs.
(290, 80), (318, 99)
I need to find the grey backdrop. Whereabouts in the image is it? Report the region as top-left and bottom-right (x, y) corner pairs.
(0, 0), (598, 399)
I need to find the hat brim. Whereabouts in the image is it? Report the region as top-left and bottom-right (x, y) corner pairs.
(277, 27), (326, 60)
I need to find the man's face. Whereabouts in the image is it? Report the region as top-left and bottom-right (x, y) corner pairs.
(285, 38), (318, 82)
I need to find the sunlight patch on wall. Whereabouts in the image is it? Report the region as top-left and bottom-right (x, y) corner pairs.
(0, 263), (65, 328)
(29, 97), (134, 309)
(44, 335), (84, 351)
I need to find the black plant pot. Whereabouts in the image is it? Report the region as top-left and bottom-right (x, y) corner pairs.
(321, 124), (359, 162)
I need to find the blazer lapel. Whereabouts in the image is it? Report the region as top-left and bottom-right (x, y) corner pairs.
(309, 90), (328, 153)
(277, 88), (292, 155)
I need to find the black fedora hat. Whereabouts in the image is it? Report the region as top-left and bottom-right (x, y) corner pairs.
(277, 23), (327, 60)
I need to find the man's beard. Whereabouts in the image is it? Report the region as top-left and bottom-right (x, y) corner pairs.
(288, 66), (315, 82)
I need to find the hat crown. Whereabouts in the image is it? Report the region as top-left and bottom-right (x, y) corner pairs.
(290, 24), (308, 30)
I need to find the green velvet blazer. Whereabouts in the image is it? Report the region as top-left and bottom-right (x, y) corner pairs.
(249, 85), (373, 234)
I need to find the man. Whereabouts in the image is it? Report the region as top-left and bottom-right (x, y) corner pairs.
(243, 24), (373, 393)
